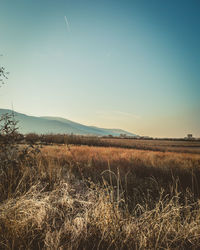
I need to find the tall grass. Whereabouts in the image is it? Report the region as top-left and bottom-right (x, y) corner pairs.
(1, 140), (200, 249)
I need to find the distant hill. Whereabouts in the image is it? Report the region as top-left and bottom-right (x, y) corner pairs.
(0, 109), (138, 137)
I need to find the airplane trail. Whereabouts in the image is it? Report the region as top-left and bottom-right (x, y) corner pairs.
(64, 16), (71, 33)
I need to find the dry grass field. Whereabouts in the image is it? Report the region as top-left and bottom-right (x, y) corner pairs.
(1, 138), (200, 249)
(25, 133), (200, 154)
(101, 138), (200, 154)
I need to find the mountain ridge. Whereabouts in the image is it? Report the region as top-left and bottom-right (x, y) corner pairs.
(0, 109), (138, 137)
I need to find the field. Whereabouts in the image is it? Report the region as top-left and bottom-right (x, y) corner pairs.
(1, 136), (200, 249)
(101, 137), (200, 154)
(25, 133), (200, 154)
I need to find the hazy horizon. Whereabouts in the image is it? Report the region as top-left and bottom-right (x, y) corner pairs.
(0, 0), (200, 138)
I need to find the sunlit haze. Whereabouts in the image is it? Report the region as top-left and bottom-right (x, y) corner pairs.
(0, 0), (199, 137)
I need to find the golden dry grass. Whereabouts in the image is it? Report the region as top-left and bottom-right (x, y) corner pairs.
(1, 144), (200, 249)
(41, 145), (200, 198)
(101, 138), (200, 154)
(26, 133), (200, 154)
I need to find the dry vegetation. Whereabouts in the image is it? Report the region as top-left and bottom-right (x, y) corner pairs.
(101, 137), (200, 154)
(1, 122), (200, 249)
(25, 133), (200, 154)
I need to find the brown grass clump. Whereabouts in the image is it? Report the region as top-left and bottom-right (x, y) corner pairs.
(1, 142), (200, 249)
(1, 176), (200, 249)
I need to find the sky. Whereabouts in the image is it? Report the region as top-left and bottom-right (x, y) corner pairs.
(0, 0), (199, 138)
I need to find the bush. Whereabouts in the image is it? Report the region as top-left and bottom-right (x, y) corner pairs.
(25, 133), (40, 144)
(0, 105), (43, 205)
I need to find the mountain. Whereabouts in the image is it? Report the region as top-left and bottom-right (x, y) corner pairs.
(0, 109), (138, 137)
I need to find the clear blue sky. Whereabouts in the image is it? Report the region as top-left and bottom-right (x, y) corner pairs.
(0, 0), (199, 137)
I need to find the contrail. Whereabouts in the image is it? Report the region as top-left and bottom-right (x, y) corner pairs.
(64, 16), (71, 33)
